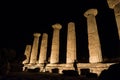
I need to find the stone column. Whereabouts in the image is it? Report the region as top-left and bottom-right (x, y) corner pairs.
(114, 4), (120, 39)
(50, 23), (62, 64)
(22, 45), (31, 64)
(38, 33), (48, 63)
(107, 0), (120, 59)
(84, 9), (102, 63)
(30, 33), (41, 64)
(107, 0), (120, 39)
(66, 22), (76, 63)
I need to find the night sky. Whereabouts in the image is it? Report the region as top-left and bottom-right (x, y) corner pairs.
(1, 0), (120, 62)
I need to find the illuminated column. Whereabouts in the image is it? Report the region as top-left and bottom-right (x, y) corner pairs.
(22, 45), (31, 64)
(50, 24), (62, 64)
(38, 33), (48, 63)
(84, 9), (102, 63)
(107, 0), (120, 39)
(114, 4), (120, 39)
(107, 0), (120, 9)
(30, 33), (41, 64)
(66, 22), (76, 63)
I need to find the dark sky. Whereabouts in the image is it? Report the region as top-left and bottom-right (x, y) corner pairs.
(0, 0), (119, 61)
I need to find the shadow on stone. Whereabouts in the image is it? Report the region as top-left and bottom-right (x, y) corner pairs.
(86, 73), (98, 78)
(80, 68), (98, 78)
(62, 70), (79, 76)
(52, 68), (59, 73)
(80, 68), (90, 76)
(27, 68), (40, 72)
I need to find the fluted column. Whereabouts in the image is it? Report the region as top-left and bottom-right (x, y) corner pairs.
(22, 45), (31, 64)
(30, 33), (41, 64)
(50, 24), (62, 64)
(66, 22), (76, 63)
(38, 33), (48, 63)
(107, 0), (120, 39)
(84, 9), (102, 63)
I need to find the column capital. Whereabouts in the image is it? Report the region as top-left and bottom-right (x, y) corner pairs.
(107, 0), (120, 9)
(43, 33), (48, 36)
(84, 9), (98, 18)
(42, 33), (48, 39)
(33, 33), (41, 37)
(52, 23), (62, 30)
(68, 22), (75, 26)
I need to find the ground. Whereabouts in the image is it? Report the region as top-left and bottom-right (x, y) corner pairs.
(0, 72), (97, 80)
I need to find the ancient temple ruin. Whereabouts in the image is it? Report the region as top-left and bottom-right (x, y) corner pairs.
(22, 0), (120, 75)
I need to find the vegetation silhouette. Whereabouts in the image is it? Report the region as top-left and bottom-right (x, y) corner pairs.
(98, 62), (120, 80)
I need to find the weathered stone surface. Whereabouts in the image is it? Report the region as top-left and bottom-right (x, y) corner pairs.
(107, 0), (120, 39)
(114, 3), (120, 39)
(50, 24), (62, 64)
(52, 23), (62, 30)
(84, 9), (102, 63)
(114, 3), (120, 16)
(23, 63), (113, 75)
(30, 33), (41, 64)
(23, 45), (31, 64)
(38, 33), (48, 63)
(66, 22), (76, 63)
(84, 9), (98, 17)
(107, 0), (120, 8)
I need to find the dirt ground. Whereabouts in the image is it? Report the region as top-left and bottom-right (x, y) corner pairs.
(0, 72), (97, 80)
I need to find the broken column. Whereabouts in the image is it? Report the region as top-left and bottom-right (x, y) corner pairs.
(30, 33), (41, 64)
(107, 0), (120, 39)
(38, 33), (48, 63)
(22, 45), (31, 64)
(66, 22), (77, 63)
(84, 9), (102, 63)
(50, 23), (62, 64)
